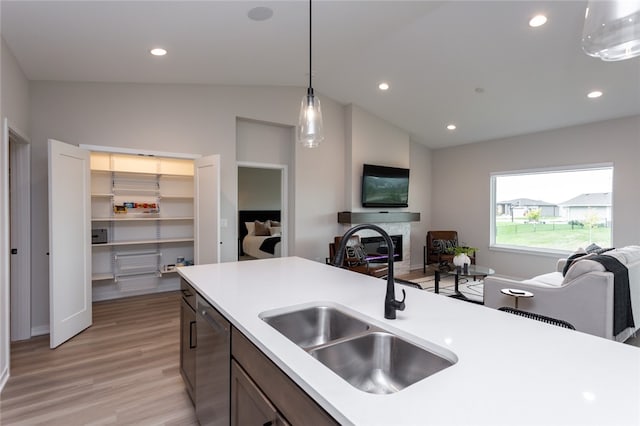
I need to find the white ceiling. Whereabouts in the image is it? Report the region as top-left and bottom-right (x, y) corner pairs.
(2, 0), (639, 149)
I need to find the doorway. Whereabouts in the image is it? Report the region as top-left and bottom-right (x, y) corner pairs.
(237, 163), (288, 260)
(6, 121), (31, 341)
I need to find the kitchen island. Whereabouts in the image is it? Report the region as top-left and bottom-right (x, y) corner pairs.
(178, 256), (640, 426)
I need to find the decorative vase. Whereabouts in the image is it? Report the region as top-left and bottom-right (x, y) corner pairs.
(452, 253), (471, 268)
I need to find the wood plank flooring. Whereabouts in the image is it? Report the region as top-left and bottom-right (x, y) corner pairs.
(0, 292), (197, 425)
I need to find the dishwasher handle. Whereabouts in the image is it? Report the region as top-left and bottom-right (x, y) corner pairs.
(199, 307), (229, 334)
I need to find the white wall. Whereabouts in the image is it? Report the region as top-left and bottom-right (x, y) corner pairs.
(28, 81), (346, 331)
(431, 115), (640, 279)
(343, 104), (431, 270)
(238, 167), (281, 210)
(0, 36), (30, 390)
(346, 104), (411, 211)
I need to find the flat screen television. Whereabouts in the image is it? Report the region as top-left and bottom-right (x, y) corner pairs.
(361, 164), (410, 208)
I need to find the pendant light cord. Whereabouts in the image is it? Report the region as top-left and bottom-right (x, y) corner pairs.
(309, 0), (312, 91)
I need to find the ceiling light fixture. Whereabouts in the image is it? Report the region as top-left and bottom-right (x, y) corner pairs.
(582, 0), (640, 61)
(150, 48), (167, 56)
(446, 124), (457, 130)
(529, 14), (548, 27)
(378, 82), (390, 91)
(297, 0), (324, 148)
(587, 90), (603, 98)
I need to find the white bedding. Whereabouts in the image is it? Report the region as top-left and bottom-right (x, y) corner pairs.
(242, 235), (281, 259)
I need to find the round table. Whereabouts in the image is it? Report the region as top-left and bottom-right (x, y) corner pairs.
(500, 288), (534, 308)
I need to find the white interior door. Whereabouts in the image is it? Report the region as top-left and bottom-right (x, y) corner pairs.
(48, 139), (91, 348)
(194, 155), (220, 265)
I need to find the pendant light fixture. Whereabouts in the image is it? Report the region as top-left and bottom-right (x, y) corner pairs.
(297, 0), (324, 148)
(582, 0), (640, 61)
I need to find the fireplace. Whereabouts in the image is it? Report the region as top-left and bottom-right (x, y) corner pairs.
(360, 235), (403, 263)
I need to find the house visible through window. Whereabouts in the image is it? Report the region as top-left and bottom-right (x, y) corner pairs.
(491, 166), (613, 252)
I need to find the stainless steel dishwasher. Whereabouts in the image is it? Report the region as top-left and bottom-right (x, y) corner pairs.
(196, 294), (231, 426)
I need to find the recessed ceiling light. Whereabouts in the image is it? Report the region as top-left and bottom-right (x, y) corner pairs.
(446, 124), (457, 130)
(587, 90), (603, 98)
(378, 82), (390, 91)
(529, 14), (547, 27)
(248, 6), (273, 21)
(150, 48), (167, 56)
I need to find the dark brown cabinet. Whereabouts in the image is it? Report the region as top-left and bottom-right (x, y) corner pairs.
(179, 280), (337, 425)
(231, 328), (338, 426)
(179, 281), (197, 402)
(231, 360), (290, 426)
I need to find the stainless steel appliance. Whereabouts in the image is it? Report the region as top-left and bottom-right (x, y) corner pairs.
(196, 294), (230, 426)
(180, 280), (197, 402)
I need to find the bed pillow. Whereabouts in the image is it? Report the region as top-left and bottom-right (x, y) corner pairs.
(268, 220), (281, 228)
(269, 226), (281, 237)
(245, 221), (256, 236)
(254, 220), (270, 236)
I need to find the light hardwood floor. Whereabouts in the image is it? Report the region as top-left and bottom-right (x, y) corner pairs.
(0, 292), (198, 425)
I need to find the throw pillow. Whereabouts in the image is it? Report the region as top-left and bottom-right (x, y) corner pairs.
(585, 243), (602, 253)
(254, 220), (270, 236)
(562, 249), (587, 276)
(562, 257), (605, 284)
(268, 220), (281, 228)
(432, 239), (457, 254)
(345, 243), (367, 266)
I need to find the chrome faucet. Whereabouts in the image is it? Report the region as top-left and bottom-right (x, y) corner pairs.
(332, 224), (406, 319)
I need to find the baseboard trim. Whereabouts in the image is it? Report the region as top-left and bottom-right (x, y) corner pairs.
(31, 325), (50, 336)
(0, 365), (9, 392)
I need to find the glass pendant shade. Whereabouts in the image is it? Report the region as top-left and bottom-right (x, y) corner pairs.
(582, 0), (640, 61)
(297, 89), (324, 148)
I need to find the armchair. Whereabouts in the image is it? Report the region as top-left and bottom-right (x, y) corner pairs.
(423, 230), (476, 272)
(329, 235), (388, 279)
(484, 247), (640, 341)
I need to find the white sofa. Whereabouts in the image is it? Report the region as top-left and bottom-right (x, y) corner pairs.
(484, 246), (640, 341)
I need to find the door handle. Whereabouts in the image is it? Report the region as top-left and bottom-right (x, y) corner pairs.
(189, 320), (197, 349)
(11, 248), (17, 255)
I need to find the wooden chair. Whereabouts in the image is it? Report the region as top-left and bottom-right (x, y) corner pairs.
(423, 230), (476, 272)
(329, 236), (388, 278)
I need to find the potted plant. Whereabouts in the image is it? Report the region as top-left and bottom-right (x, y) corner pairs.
(447, 246), (477, 268)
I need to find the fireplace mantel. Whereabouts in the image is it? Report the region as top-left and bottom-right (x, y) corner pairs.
(337, 211), (420, 224)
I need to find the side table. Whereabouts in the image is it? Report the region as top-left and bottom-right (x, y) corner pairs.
(500, 288), (534, 308)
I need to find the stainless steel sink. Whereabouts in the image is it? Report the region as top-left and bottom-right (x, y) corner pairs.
(309, 331), (454, 394)
(260, 305), (370, 349)
(260, 304), (456, 394)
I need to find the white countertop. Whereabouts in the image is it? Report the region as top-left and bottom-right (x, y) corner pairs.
(178, 257), (640, 426)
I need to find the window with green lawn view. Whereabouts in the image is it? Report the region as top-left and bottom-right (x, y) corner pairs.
(491, 165), (613, 252)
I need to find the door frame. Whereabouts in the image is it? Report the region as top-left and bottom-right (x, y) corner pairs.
(236, 161), (289, 257)
(7, 121), (31, 341)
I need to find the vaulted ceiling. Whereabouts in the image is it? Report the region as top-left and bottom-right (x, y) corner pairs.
(2, 1), (639, 148)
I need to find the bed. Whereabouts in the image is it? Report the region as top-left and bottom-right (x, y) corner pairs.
(238, 210), (282, 259)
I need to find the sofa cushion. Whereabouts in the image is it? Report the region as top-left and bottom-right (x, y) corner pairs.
(563, 259), (606, 284)
(523, 272), (564, 287)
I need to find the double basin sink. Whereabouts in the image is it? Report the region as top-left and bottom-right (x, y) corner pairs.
(259, 304), (457, 394)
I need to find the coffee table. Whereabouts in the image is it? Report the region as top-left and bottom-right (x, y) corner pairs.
(433, 265), (495, 297)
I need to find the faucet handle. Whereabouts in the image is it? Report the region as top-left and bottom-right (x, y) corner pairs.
(395, 289), (406, 311)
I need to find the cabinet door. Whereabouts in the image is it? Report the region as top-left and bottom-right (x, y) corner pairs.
(48, 139), (92, 348)
(231, 361), (289, 426)
(180, 298), (196, 402)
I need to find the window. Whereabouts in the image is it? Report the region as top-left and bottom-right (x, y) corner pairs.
(491, 165), (613, 252)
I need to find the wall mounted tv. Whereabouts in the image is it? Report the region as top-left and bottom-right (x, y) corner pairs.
(361, 164), (410, 208)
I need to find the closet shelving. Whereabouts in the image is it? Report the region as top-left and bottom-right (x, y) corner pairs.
(90, 152), (195, 293)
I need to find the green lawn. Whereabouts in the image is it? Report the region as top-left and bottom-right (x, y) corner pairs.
(495, 221), (611, 251)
